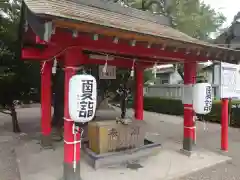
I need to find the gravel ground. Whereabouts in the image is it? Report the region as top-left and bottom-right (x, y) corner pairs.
(1, 106), (240, 180)
(177, 128), (240, 180)
(178, 163), (240, 180)
(122, 108), (240, 180)
(0, 135), (21, 180)
(0, 108), (41, 180)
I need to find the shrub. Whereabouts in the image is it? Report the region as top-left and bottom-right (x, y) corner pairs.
(200, 100), (240, 126)
(143, 98), (183, 116)
(128, 97), (240, 127)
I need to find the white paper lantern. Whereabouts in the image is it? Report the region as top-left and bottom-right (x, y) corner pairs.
(193, 83), (212, 115)
(69, 74), (97, 123)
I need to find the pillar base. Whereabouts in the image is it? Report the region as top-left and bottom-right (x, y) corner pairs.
(181, 137), (197, 157)
(40, 135), (52, 149)
(63, 161), (81, 180)
(180, 148), (197, 157)
(221, 149), (228, 153)
(183, 137), (194, 152)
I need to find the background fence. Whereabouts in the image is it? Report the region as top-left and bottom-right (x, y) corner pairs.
(144, 84), (220, 100)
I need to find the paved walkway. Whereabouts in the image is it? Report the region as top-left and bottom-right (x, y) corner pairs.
(89, 107), (240, 180)
(0, 106), (240, 179)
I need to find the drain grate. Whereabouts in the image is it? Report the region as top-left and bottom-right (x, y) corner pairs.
(126, 162), (143, 170)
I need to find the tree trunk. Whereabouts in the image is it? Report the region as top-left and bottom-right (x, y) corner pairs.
(10, 105), (21, 133)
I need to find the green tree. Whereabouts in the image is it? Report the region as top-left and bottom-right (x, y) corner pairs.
(115, 0), (226, 39)
(144, 69), (154, 83)
(113, 0), (226, 77)
(172, 0), (226, 40)
(171, 0), (225, 76)
(0, 0), (40, 132)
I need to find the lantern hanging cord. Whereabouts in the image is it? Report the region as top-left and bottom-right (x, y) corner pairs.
(92, 51), (204, 66)
(73, 125), (77, 172)
(184, 126), (196, 129)
(53, 57), (57, 66)
(152, 62), (158, 76)
(40, 61), (46, 74)
(132, 59), (136, 69)
(38, 45), (81, 63)
(64, 117), (73, 122)
(64, 139), (82, 145)
(105, 54), (108, 64)
(81, 67), (88, 74)
(63, 117), (85, 171)
(203, 117), (207, 131)
(63, 66), (83, 71)
(63, 129), (83, 145)
(37, 45), (206, 67)
(130, 59), (136, 77)
(102, 54), (108, 74)
(63, 117), (84, 145)
(72, 124), (84, 172)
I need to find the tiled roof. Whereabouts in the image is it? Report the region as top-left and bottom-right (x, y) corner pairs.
(23, 0), (240, 60)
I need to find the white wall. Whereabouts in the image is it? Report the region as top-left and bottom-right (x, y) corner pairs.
(155, 71), (182, 85)
(169, 71), (182, 84)
(206, 71), (213, 84)
(144, 84), (183, 99)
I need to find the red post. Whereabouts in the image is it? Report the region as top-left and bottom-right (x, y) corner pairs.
(63, 49), (81, 180)
(192, 74), (196, 145)
(40, 61), (52, 148)
(134, 65), (144, 120)
(221, 98), (229, 152)
(183, 61), (196, 152)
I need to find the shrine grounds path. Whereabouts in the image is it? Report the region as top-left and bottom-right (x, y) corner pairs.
(0, 105), (240, 180)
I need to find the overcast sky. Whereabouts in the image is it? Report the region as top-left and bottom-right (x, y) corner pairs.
(202, 0), (240, 28)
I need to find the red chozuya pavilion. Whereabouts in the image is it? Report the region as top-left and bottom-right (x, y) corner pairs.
(20, 0), (240, 179)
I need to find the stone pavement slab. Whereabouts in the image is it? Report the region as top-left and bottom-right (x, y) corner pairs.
(15, 139), (231, 180)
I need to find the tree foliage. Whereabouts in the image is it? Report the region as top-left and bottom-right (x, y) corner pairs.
(111, 0), (226, 77)
(172, 0), (225, 40)
(114, 0), (226, 40)
(0, 0), (40, 132)
(144, 69), (154, 83)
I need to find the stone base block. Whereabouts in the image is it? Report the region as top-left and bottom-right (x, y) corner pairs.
(83, 139), (161, 169)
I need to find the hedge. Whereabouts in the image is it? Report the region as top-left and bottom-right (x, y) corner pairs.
(128, 97), (240, 127)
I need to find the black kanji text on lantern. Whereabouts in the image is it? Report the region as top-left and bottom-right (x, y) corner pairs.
(81, 80), (94, 100)
(203, 86), (212, 112)
(78, 80), (94, 118)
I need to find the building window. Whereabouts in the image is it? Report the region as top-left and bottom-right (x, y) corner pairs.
(161, 80), (169, 84)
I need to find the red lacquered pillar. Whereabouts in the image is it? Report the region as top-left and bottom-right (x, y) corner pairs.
(63, 49), (81, 180)
(41, 61), (53, 148)
(183, 62), (196, 152)
(134, 65), (144, 120)
(221, 98), (229, 152)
